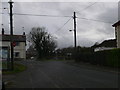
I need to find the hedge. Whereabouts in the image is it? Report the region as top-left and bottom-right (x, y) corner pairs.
(75, 48), (120, 68)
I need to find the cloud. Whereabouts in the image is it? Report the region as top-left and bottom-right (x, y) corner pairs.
(2, 2), (118, 48)
(97, 2), (118, 23)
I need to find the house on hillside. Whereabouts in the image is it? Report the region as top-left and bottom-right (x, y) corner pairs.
(112, 20), (120, 48)
(91, 39), (117, 52)
(0, 28), (26, 60)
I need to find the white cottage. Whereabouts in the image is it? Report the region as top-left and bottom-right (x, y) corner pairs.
(112, 21), (120, 48)
(0, 29), (26, 60)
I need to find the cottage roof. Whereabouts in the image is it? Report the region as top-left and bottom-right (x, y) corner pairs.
(0, 34), (26, 42)
(91, 39), (117, 48)
(112, 20), (120, 27)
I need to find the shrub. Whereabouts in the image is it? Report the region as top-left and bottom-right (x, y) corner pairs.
(75, 48), (120, 68)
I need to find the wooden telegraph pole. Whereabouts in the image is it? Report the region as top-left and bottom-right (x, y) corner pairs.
(73, 12), (77, 48)
(9, 0), (14, 70)
(73, 12), (77, 60)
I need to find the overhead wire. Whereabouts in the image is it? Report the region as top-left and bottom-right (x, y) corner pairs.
(1, 11), (113, 24)
(1, 2), (113, 32)
(0, 12), (72, 18)
(53, 17), (72, 33)
(77, 17), (113, 24)
(51, 17), (73, 46)
(1, 2), (114, 47)
(10, 12), (73, 42)
(76, 2), (97, 15)
(76, 2), (113, 24)
(13, 13), (72, 18)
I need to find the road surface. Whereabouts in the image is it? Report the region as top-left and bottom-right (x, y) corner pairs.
(3, 61), (119, 88)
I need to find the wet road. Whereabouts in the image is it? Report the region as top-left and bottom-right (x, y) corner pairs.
(3, 61), (119, 88)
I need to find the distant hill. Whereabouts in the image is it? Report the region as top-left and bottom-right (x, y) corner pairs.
(91, 39), (117, 48)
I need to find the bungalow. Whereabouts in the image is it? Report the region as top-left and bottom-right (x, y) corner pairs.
(91, 39), (117, 52)
(112, 20), (120, 48)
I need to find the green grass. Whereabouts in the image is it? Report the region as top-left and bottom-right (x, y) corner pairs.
(3, 63), (27, 75)
(0, 61), (8, 70)
(2, 61), (8, 69)
(0, 61), (2, 69)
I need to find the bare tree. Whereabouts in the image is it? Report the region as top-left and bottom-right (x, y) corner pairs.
(27, 27), (57, 59)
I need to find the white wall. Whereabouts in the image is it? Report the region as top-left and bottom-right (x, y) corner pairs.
(14, 42), (26, 59)
(0, 41), (26, 59)
(94, 47), (116, 52)
(115, 25), (120, 48)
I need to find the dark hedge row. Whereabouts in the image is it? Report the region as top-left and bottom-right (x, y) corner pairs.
(75, 48), (120, 68)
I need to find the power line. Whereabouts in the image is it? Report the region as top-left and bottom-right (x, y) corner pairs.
(75, 2), (113, 24)
(1, 12), (112, 24)
(77, 17), (113, 24)
(50, 14), (73, 47)
(13, 13), (72, 18)
(0, 12), (72, 17)
(76, 2), (97, 15)
(53, 17), (72, 33)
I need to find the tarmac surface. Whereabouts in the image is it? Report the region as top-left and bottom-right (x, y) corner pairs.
(2, 60), (119, 88)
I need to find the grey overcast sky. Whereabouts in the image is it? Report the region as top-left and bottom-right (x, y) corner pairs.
(1, 1), (119, 48)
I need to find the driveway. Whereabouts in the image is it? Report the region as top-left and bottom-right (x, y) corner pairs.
(3, 60), (119, 88)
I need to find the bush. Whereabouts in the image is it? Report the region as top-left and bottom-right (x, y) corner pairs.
(75, 48), (120, 68)
(74, 47), (94, 62)
(106, 49), (120, 67)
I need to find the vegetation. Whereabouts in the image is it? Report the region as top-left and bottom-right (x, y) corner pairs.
(94, 48), (120, 67)
(56, 47), (74, 60)
(27, 27), (57, 59)
(0, 61), (7, 69)
(56, 46), (120, 68)
(75, 48), (120, 68)
(3, 63), (27, 75)
(56, 46), (94, 60)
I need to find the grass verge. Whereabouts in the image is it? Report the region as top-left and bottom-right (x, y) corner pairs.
(2, 63), (27, 75)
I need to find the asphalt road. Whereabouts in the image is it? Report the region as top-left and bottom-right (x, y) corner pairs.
(3, 60), (119, 88)
(0, 71), (1, 89)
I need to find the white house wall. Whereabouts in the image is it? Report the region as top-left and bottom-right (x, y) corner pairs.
(0, 41), (10, 47)
(14, 42), (26, 59)
(0, 41), (26, 59)
(116, 25), (120, 48)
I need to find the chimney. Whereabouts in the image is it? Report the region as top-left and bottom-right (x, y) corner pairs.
(2, 28), (4, 35)
(23, 32), (25, 35)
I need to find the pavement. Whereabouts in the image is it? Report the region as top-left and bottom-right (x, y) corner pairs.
(2, 60), (119, 88)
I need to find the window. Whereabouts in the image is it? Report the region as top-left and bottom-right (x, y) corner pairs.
(14, 52), (19, 57)
(16, 42), (20, 46)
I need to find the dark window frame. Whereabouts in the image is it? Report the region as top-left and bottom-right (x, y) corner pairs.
(14, 52), (20, 57)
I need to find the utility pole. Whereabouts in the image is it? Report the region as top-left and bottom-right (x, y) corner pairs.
(73, 12), (77, 59)
(73, 12), (77, 48)
(9, 0), (14, 70)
